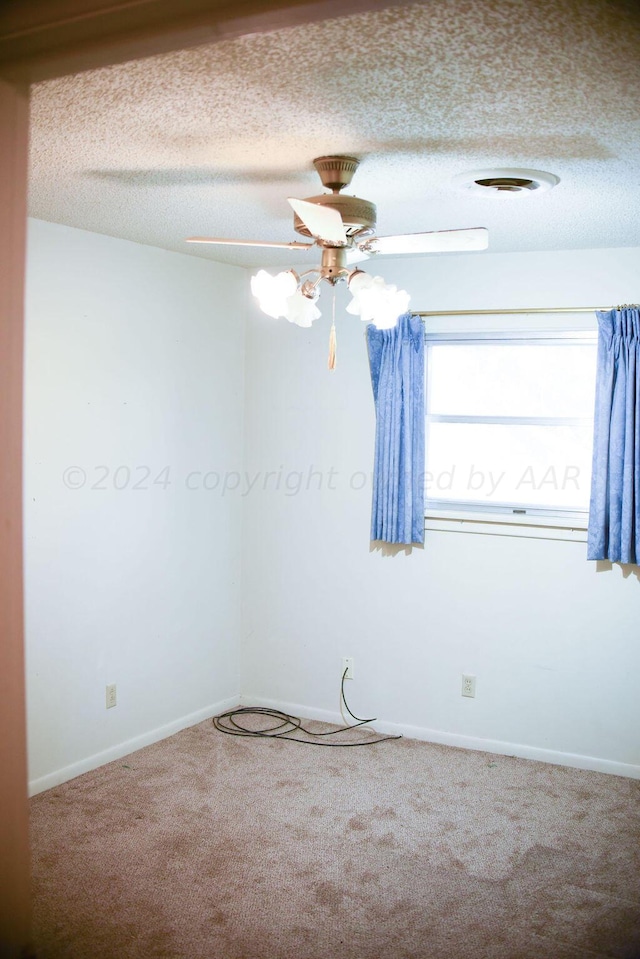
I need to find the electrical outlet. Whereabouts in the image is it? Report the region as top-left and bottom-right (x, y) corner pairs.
(461, 674), (476, 698)
(106, 683), (117, 709)
(341, 657), (354, 680)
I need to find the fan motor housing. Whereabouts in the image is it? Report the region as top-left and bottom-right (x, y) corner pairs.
(293, 194), (377, 241)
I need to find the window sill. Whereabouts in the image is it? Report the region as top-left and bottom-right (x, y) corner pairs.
(425, 508), (588, 542)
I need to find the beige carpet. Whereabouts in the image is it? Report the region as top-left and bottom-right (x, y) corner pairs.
(30, 718), (640, 958)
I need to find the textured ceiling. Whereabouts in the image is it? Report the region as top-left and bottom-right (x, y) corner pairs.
(28, 0), (640, 269)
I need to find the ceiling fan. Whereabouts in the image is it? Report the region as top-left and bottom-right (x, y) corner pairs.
(187, 154), (487, 262)
(185, 155), (488, 334)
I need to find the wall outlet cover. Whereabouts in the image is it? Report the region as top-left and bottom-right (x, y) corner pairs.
(462, 674), (476, 698)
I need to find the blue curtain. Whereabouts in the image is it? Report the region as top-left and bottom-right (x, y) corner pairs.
(366, 312), (425, 545)
(588, 306), (640, 564)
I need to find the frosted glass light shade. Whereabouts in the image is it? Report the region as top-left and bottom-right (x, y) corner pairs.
(347, 272), (410, 329)
(283, 290), (321, 328)
(251, 269), (298, 318)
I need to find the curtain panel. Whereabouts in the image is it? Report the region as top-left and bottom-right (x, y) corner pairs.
(366, 312), (425, 545)
(588, 306), (640, 564)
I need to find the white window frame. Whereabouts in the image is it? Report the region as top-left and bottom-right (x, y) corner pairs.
(424, 324), (597, 542)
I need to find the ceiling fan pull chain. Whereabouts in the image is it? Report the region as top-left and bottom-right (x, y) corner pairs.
(328, 287), (337, 371)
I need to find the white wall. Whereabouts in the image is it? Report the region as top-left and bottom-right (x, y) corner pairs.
(24, 220), (247, 792)
(25, 233), (640, 788)
(241, 247), (640, 777)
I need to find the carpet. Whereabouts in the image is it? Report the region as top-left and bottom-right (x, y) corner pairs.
(30, 718), (640, 958)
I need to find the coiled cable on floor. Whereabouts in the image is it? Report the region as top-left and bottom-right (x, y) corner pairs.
(213, 670), (401, 747)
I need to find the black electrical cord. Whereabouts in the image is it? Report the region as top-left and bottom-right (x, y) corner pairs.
(213, 669), (402, 747)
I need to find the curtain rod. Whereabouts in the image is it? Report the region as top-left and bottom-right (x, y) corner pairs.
(416, 307), (605, 317)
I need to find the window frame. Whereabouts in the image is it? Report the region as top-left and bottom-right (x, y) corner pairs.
(423, 324), (598, 541)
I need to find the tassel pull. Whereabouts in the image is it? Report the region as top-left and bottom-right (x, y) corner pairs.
(328, 322), (337, 370)
(328, 288), (337, 370)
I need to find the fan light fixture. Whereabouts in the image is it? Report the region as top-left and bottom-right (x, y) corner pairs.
(250, 254), (410, 331)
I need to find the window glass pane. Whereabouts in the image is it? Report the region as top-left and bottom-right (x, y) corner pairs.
(427, 343), (596, 419)
(425, 422), (593, 510)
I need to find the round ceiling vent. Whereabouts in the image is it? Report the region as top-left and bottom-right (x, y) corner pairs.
(453, 168), (559, 197)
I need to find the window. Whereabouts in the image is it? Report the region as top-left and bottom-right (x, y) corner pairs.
(424, 329), (597, 539)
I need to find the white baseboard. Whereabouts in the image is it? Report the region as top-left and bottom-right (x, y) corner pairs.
(239, 694), (640, 781)
(28, 696), (240, 796)
(30, 693), (640, 794)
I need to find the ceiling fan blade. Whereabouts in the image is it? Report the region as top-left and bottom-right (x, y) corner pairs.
(287, 198), (347, 245)
(185, 237), (314, 250)
(361, 227), (489, 256)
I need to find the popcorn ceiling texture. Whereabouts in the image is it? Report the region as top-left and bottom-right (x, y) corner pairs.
(29, 0), (640, 268)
